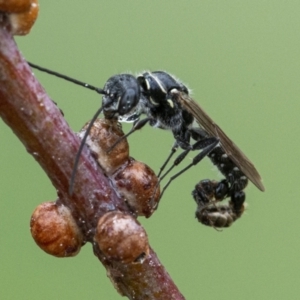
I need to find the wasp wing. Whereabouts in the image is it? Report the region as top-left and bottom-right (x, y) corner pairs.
(175, 91), (265, 192)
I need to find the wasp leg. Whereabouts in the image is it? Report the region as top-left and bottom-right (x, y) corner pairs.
(157, 141), (179, 178)
(159, 137), (218, 184)
(156, 127), (209, 186)
(156, 137), (219, 201)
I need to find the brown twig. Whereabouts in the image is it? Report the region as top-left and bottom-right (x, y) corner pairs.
(0, 15), (185, 300)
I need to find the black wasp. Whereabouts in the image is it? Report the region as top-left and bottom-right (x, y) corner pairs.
(118, 72), (265, 206)
(28, 63), (264, 224)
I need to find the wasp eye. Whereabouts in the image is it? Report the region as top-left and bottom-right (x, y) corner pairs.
(118, 89), (138, 115)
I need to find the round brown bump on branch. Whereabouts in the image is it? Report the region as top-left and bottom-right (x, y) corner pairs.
(4, 0), (39, 35)
(30, 201), (83, 257)
(78, 118), (129, 176)
(0, 0), (31, 13)
(112, 158), (160, 218)
(95, 211), (149, 264)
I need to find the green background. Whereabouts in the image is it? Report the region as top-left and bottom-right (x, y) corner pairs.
(1, 1), (299, 299)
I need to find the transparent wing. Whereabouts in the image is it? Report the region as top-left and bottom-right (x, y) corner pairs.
(175, 91), (265, 192)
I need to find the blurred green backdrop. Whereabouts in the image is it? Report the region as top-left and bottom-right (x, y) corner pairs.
(1, 1), (299, 299)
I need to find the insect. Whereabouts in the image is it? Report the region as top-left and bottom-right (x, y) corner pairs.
(28, 63), (217, 198)
(28, 63), (264, 211)
(117, 72), (265, 205)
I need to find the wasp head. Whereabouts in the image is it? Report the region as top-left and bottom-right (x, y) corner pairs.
(102, 74), (140, 119)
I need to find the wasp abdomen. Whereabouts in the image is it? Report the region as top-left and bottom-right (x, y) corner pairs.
(192, 179), (245, 228)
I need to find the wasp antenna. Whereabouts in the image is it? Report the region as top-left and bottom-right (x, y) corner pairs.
(69, 106), (104, 195)
(27, 61), (106, 94)
(95, 88), (107, 95)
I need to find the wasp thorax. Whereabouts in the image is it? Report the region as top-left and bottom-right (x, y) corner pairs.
(30, 201), (83, 257)
(95, 211), (149, 264)
(138, 71), (189, 104)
